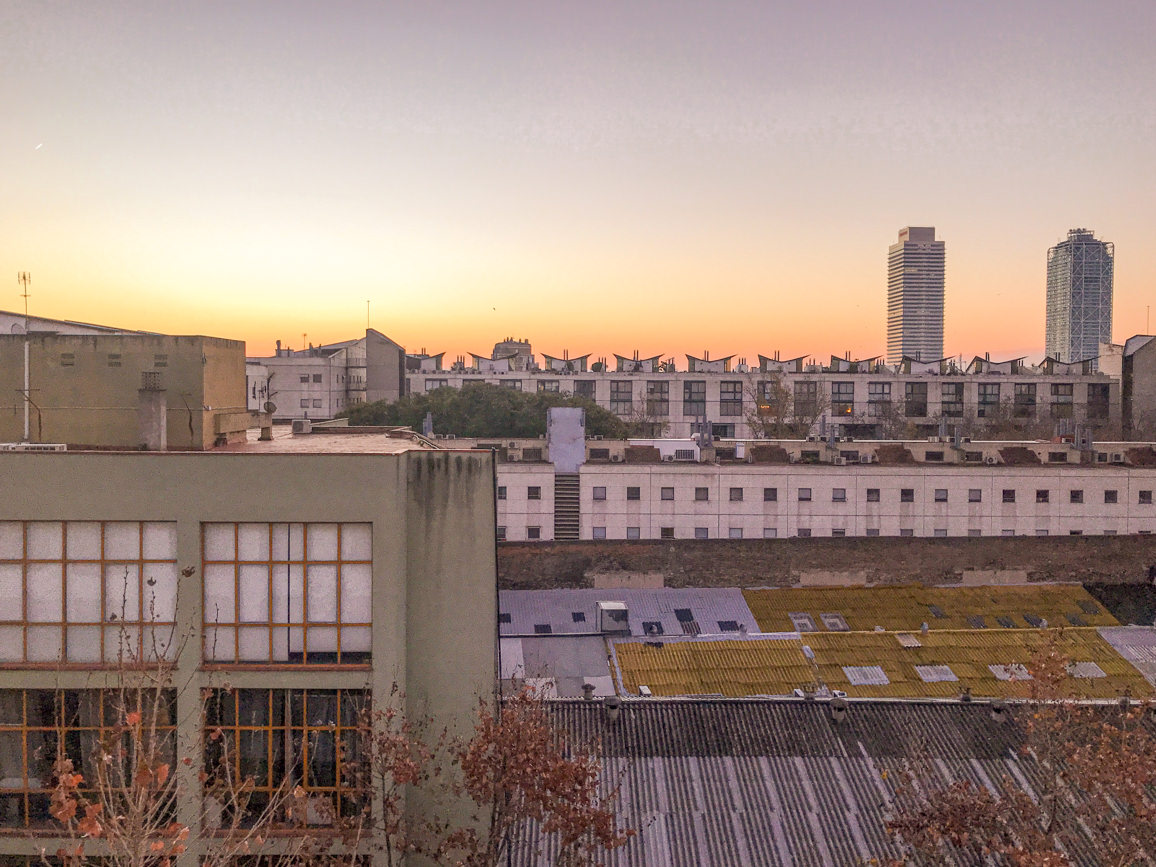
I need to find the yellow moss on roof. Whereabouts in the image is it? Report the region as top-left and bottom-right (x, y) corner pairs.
(742, 584), (1118, 634)
(613, 628), (1150, 700)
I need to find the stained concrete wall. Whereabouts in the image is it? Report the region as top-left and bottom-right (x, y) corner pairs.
(498, 535), (1156, 590)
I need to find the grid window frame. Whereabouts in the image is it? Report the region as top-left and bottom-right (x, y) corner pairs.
(0, 521), (179, 666)
(201, 522), (372, 667)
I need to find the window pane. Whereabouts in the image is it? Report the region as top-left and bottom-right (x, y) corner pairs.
(26, 564), (62, 622)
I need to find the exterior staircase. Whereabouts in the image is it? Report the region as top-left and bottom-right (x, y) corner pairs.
(553, 473), (580, 541)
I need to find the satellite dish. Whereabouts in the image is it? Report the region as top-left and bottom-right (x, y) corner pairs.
(10, 324), (24, 334)
(263, 401), (277, 414)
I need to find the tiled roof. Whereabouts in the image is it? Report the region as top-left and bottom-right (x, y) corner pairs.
(743, 584), (1118, 634)
(611, 628), (1152, 699)
(510, 699), (1109, 866)
(499, 588), (758, 638)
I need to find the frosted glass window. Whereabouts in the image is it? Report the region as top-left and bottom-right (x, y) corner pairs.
(203, 523), (372, 665)
(0, 521), (176, 663)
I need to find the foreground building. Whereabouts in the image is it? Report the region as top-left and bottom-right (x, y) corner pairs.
(1046, 228), (1114, 369)
(0, 437), (497, 860)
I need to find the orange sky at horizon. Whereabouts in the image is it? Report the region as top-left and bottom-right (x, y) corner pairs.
(3, 2), (1154, 365)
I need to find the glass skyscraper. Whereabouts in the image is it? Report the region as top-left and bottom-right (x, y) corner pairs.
(1046, 228), (1114, 369)
(887, 227), (945, 364)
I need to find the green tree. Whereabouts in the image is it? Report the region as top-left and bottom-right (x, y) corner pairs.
(342, 384), (629, 438)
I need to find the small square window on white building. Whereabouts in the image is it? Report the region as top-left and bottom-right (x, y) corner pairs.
(694, 527), (708, 539)
(728, 528), (743, 539)
(763, 528), (777, 539)
(592, 527), (606, 540)
(626, 527), (640, 540)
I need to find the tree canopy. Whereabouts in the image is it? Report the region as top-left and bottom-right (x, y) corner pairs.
(341, 384), (629, 438)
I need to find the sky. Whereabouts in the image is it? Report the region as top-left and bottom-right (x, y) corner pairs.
(2, 1), (1154, 363)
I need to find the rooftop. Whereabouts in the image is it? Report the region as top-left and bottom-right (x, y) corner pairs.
(215, 426), (440, 454)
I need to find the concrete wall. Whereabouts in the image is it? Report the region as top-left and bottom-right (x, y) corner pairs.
(365, 328), (406, 405)
(0, 334), (247, 449)
(497, 535), (1156, 590)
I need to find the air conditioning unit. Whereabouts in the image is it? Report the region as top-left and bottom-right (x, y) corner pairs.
(859, 454), (874, 464)
(592, 435), (604, 441)
(291, 419), (312, 435)
(662, 455), (675, 462)
(509, 441), (518, 448)
(928, 436), (940, 443)
(611, 454), (624, 462)
(806, 435), (820, 442)
(832, 457), (847, 466)
(984, 456), (998, 465)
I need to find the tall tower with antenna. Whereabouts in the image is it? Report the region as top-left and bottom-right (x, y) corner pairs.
(17, 272), (31, 441)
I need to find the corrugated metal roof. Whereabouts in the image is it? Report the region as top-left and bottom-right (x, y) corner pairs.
(611, 629), (1152, 699)
(499, 588), (758, 638)
(509, 699), (1110, 866)
(1098, 626), (1156, 685)
(743, 584), (1118, 634)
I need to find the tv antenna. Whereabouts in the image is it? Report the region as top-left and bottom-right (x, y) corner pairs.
(17, 272), (31, 441)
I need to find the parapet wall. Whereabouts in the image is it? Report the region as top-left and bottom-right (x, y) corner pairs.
(497, 536), (1156, 589)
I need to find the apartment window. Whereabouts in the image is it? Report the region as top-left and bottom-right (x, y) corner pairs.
(941, 382), (964, 417)
(661, 487), (674, 501)
(763, 487), (778, 502)
(1013, 383), (1037, 417)
(831, 381), (854, 416)
(106, 354), (121, 368)
(153, 354), (168, 368)
(905, 381), (928, 417)
(1036, 529), (1049, 536)
(59, 352), (75, 367)
(831, 528), (846, 538)
(312, 374), (322, 383)
(0, 521), (178, 664)
(1088, 383), (1110, 420)
(1069, 530), (1083, 536)
(798, 488), (812, 502)
(1002, 529), (1015, 537)
(793, 381), (819, 418)
(797, 529), (812, 538)
(832, 488), (846, 503)
(496, 526), (506, 541)
(660, 527), (675, 539)
(536, 380), (559, 393)
(968, 529), (982, 537)
(527, 486), (541, 500)
(1141, 491), (1153, 505)
(925, 451), (944, 462)
(934, 529), (948, 537)
(900, 489), (915, 503)
(694, 487), (709, 502)
(626, 487), (641, 501)
(0, 688), (177, 828)
(425, 379), (449, 391)
(589, 525), (607, 541)
(720, 381), (743, 417)
(202, 523), (371, 665)
(501, 379), (522, 390)
(694, 528), (709, 540)
(728, 528), (743, 539)
(900, 529), (914, 537)
(300, 375), (310, 383)
(1105, 490), (1118, 504)
(646, 381), (669, 416)
(1051, 383), (1074, 418)
(1070, 490), (1084, 504)
(312, 399), (322, 408)
(969, 489), (982, 503)
(763, 528), (777, 539)
(589, 448), (610, 460)
(205, 688), (365, 826)
(574, 380), (596, 400)
(867, 382), (891, 417)
(592, 486), (606, 501)
(527, 527), (541, 540)
(978, 383), (1000, 416)
(610, 381), (633, 414)
(1002, 490), (1016, 503)
(866, 488), (880, 502)
(1048, 452), (1068, 463)
(866, 528), (881, 537)
(626, 527), (640, 540)
(497, 486), (507, 500)
(729, 487), (744, 502)
(683, 381), (706, 416)
(934, 489), (948, 502)
(1036, 490), (1050, 504)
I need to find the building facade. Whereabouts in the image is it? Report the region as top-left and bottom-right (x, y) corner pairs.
(1046, 228), (1114, 368)
(887, 227), (945, 364)
(0, 446), (497, 861)
(247, 328), (406, 421)
(0, 332), (250, 449)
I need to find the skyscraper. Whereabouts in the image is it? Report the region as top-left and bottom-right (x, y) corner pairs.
(1046, 228), (1114, 368)
(887, 226), (945, 363)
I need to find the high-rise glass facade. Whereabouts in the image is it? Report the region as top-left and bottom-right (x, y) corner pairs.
(887, 227), (945, 364)
(1046, 228), (1113, 369)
